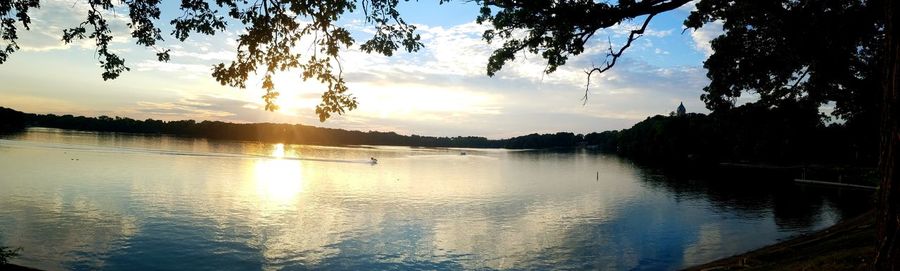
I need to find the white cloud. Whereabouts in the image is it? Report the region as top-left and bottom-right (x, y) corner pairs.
(678, 0), (701, 12)
(3, 8), (713, 138)
(169, 49), (233, 61)
(676, 0), (725, 57)
(158, 19), (712, 137)
(132, 96), (256, 121)
(690, 20), (724, 57)
(13, 0), (133, 52)
(135, 60), (210, 74)
(607, 21), (675, 38)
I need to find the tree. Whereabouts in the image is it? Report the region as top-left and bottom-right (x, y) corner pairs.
(1, 0), (897, 268)
(878, 0), (899, 267)
(476, 0), (895, 267)
(1, 0), (429, 121)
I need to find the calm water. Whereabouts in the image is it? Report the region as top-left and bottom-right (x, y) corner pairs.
(0, 128), (871, 270)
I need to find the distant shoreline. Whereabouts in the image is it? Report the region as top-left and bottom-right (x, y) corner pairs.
(0, 106), (612, 150)
(1, 105), (877, 168)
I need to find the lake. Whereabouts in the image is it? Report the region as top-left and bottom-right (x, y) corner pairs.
(0, 127), (872, 270)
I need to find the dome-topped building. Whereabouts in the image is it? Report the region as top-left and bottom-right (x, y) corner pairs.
(676, 102), (686, 117)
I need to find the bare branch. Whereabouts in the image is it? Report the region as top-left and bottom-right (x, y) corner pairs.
(582, 13), (657, 104)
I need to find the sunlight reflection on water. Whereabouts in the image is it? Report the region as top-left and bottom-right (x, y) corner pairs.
(253, 155), (304, 206)
(0, 128), (874, 270)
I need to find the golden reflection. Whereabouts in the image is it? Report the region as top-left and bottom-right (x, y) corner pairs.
(253, 148), (303, 204)
(272, 143), (285, 158)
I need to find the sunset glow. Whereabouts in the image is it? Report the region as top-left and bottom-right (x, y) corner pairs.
(0, 0), (717, 137)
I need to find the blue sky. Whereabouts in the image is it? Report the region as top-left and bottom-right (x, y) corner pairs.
(0, 0), (723, 138)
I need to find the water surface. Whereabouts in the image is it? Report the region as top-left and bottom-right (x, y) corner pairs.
(0, 128), (872, 270)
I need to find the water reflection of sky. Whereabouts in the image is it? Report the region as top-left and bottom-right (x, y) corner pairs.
(0, 128), (873, 270)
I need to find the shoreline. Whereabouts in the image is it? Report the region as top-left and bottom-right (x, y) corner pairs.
(684, 210), (874, 270)
(1, 264), (41, 271)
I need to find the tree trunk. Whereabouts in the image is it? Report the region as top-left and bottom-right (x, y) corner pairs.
(876, 0), (900, 269)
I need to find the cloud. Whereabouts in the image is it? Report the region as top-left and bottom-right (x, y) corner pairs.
(197, 19), (712, 137)
(675, 0), (725, 57)
(3, 7), (712, 138)
(13, 0), (133, 52)
(127, 17), (707, 137)
(168, 49), (234, 61)
(607, 20), (675, 38)
(678, 0), (701, 12)
(689, 20), (724, 57)
(132, 95), (253, 121)
(135, 61), (210, 74)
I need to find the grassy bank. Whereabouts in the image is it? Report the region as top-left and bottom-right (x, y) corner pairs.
(685, 210), (875, 270)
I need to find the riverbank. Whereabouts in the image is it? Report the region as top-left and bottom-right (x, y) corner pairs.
(685, 210), (874, 270)
(0, 264), (41, 271)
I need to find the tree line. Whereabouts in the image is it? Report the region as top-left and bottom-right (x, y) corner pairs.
(0, 105), (874, 167)
(606, 102), (876, 167)
(0, 106), (570, 149)
(3, 0), (895, 266)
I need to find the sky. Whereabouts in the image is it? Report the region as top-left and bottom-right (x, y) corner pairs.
(0, 0), (724, 138)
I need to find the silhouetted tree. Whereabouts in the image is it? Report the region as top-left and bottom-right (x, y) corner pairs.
(1, 0), (897, 267)
(0, 107), (26, 131)
(477, 0), (896, 266)
(1, 0), (428, 121)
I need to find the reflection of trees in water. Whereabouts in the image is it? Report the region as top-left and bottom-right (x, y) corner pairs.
(770, 187), (824, 230)
(635, 166), (874, 231)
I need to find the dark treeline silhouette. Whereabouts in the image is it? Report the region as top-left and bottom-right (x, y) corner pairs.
(0, 107), (26, 132)
(610, 102), (876, 166)
(0, 105), (875, 167)
(1, 107), (581, 149)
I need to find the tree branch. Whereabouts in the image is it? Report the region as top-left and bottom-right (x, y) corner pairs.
(582, 13), (657, 104)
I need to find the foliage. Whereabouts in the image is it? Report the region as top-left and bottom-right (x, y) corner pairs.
(685, 0), (883, 124)
(476, 0), (692, 100)
(1, 0), (885, 132)
(613, 102), (876, 166)
(476, 0), (689, 75)
(504, 132), (580, 149)
(0, 0), (429, 121)
(0, 0), (896, 267)
(0, 106), (875, 165)
(0, 106), (26, 131)
(10, 108), (600, 149)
